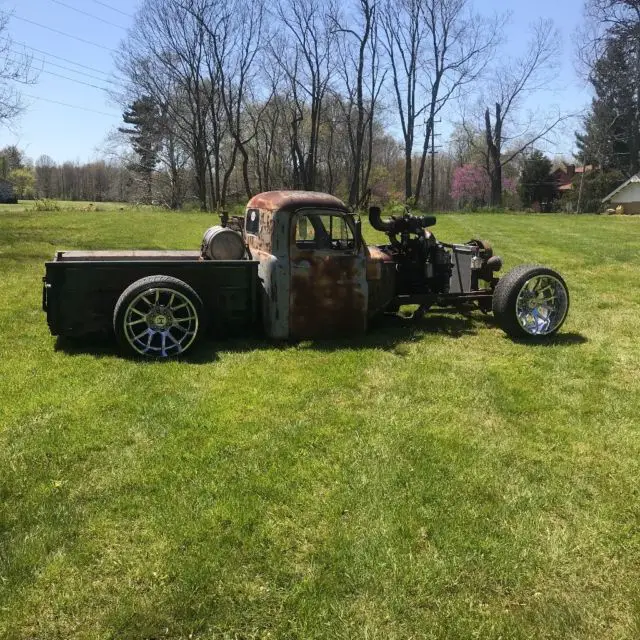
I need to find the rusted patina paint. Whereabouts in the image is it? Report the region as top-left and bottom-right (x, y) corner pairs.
(245, 207), (290, 339)
(289, 250), (367, 338)
(245, 207), (276, 254)
(288, 207), (368, 339)
(365, 245), (394, 280)
(244, 191), (368, 339)
(365, 245), (397, 317)
(247, 191), (349, 213)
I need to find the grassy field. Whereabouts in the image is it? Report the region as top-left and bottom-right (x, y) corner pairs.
(0, 203), (639, 639)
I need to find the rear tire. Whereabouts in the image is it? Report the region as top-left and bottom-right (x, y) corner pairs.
(113, 275), (205, 358)
(492, 265), (569, 339)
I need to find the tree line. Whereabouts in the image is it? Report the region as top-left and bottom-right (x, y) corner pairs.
(0, 146), (130, 202)
(112, 0), (565, 210)
(2, 1), (637, 212)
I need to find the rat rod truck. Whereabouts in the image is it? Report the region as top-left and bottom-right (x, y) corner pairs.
(43, 190), (569, 358)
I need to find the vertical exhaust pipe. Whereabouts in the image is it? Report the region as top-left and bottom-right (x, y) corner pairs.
(368, 206), (395, 232)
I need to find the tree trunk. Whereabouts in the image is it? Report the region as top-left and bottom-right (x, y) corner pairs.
(485, 104), (503, 206)
(194, 147), (208, 211)
(239, 143), (252, 199)
(414, 116), (434, 205)
(221, 143), (239, 207)
(405, 148), (413, 201)
(489, 162), (502, 206)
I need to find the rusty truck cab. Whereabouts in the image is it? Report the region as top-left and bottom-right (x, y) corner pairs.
(243, 191), (392, 340)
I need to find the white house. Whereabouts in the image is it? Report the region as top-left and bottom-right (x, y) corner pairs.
(602, 173), (640, 214)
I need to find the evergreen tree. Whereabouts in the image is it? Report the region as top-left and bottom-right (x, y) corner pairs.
(576, 34), (640, 175)
(518, 150), (555, 209)
(119, 97), (163, 203)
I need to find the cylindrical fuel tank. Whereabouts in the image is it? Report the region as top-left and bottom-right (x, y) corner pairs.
(200, 226), (246, 260)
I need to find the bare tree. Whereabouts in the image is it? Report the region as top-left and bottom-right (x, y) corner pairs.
(465, 19), (568, 206)
(117, 0), (220, 210)
(380, 0), (424, 202)
(381, 0), (499, 204)
(413, 0), (500, 206)
(0, 11), (37, 126)
(186, 0), (266, 200)
(330, 0), (385, 207)
(268, 0), (336, 190)
(35, 154), (55, 198)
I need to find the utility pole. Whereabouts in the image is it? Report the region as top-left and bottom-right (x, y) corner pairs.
(576, 164), (586, 213)
(429, 117), (442, 211)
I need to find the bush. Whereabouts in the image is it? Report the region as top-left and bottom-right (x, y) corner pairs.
(32, 199), (61, 212)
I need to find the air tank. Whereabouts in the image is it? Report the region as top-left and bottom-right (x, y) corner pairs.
(200, 226), (246, 260)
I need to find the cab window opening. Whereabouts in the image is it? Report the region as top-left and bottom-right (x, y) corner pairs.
(294, 212), (355, 251)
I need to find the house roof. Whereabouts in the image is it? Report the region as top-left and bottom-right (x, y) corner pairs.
(602, 173), (640, 202)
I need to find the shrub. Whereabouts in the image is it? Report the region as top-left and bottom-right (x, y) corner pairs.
(32, 199), (61, 212)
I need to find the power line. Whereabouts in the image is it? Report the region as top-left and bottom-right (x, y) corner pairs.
(40, 59), (121, 87)
(6, 46), (123, 87)
(47, 0), (128, 30)
(13, 15), (115, 52)
(39, 68), (114, 91)
(2, 39), (116, 78)
(24, 93), (120, 117)
(90, 0), (134, 19)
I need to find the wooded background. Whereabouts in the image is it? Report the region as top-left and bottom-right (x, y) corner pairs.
(1, 0), (638, 213)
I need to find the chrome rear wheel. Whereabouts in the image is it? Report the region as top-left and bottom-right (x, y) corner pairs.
(114, 276), (205, 358)
(123, 287), (199, 357)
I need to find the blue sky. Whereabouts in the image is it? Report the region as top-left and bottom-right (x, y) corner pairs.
(2, 0), (137, 163)
(2, 0), (591, 163)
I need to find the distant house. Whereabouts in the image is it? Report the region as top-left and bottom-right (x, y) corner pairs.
(0, 179), (17, 204)
(551, 163), (594, 192)
(602, 173), (640, 214)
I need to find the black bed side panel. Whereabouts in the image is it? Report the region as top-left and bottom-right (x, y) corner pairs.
(44, 260), (260, 337)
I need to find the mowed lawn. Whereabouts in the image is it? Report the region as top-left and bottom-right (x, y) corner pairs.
(0, 204), (639, 639)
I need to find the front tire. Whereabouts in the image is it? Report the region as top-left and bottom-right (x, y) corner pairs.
(113, 275), (205, 358)
(492, 265), (569, 339)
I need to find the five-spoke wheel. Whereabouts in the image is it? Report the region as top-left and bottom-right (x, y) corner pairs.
(113, 276), (205, 358)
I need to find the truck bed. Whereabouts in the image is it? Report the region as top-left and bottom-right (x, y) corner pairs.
(54, 250), (202, 262)
(43, 254), (260, 338)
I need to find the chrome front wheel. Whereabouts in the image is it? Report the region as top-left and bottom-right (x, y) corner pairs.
(515, 274), (568, 336)
(492, 265), (569, 339)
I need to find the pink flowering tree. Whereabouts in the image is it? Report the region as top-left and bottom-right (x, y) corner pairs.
(502, 177), (517, 195)
(451, 164), (517, 208)
(451, 164), (489, 206)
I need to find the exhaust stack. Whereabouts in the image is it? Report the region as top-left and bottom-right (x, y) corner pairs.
(368, 206), (395, 232)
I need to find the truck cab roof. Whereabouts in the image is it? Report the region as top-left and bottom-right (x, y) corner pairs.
(246, 190), (349, 213)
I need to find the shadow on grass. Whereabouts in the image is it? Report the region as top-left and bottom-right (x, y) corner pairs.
(508, 331), (588, 347)
(54, 313), (587, 362)
(54, 334), (117, 358)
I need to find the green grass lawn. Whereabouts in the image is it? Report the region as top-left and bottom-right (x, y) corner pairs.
(3, 200), (148, 213)
(1, 205), (639, 639)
